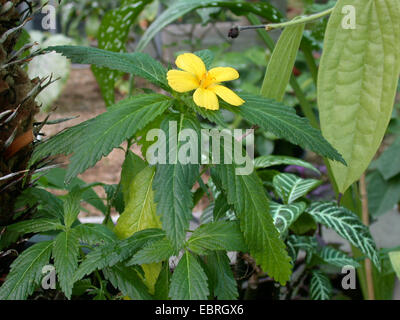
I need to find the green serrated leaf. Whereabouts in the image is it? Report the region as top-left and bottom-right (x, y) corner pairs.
(307, 202), (380, 269)
(63, 188), (82, 228)
(273, 173), (321, 204)
(194, 49), (214, 69)
(226, 94), (345, 164)
(103, 263), (152, 300)
(153, 114), (200, 250)
(92, 0), (152, 105)
(169, 251), (209, 300)
(32, 94), (172, 183)
(318, 0), (400, 193)
(261, 23), (305, 102)
(187, 221), (247, 255)
(7, 218), (63, 235)
(74, 223), (118, 245)
(270, 201), (306, 234)
(127, 238), (175, 266)
(310, 270), (332, 300)
(0, 241), (53, 300)
(52, 229), (80, 299)
(254, 155), (320, 174)
(74, 229), (165, 282)
(206, 251), (238, 300)
(47, 46), (169, 92)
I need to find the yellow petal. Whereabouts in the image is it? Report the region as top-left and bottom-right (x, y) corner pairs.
(167, 70), (199, 93)
(210, 85), (244, 106)
(208, 67), (239, 83)
(176, 53), (206, 80)
(193, 87), (219, 110)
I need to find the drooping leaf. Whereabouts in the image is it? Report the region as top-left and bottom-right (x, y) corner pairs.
(169, 251), (209, 300)
(212, 164), (292, 285)
(270, 201), (306, 234)
(307, 202), (380, 269)
(32, 94), (173, 183)
(310, 270), (332, 300)
(136, 0), (282, 52)
(187, 221), (247, 255)
(47, 46), (169, 91)
(153, 114), (200, 250)
(254, 155), (320, 174)
(92, 0), (152, 105)
(74, 229), (165, 282)
(273, 173), (321, 204)
(317, 246), (360, 268)
(206, 251), (238, 300)
(226, 94), (345, 164)
(318, 0), (400, 193)
(52, 229), (80, 299)
(0, 241), (53, 300)
(114, 165), (162, 293)
(103, 263), (152, 300)
(261, 23), (305, 102)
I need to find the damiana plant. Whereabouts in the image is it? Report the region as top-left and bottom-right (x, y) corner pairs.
(1, 0), (400, 301)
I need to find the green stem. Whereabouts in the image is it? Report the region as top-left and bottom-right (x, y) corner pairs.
(300, 42), (319, 86)
(265, 8), (334, 31)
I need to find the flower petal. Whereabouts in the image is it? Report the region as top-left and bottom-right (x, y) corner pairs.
(193, 88), (219, 110)
(167, 70), (199, 93)
(207, 67), (239, 83)
(176, 53), (206, 80)
(210, 85), (244, 106)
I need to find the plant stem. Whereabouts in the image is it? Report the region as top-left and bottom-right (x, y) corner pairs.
(359, 173), (375, 300)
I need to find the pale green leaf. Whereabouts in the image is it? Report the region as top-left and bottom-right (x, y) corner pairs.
(389, 251), (400, 280)
(318, 0), (400, 193)
(254, 155), (320, 174)
(261, 23), (305, 101)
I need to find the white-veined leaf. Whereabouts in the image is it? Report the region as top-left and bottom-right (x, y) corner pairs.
(270, 201), (306, 234)
(310, 270), (332, 300)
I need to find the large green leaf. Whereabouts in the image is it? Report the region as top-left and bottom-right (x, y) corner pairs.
(270, 201), (306, 234)
(307, 202), (380, 269)
(32, 94), (172, 183)
(52, 229), (80, 299)
(187, 221), (247, 255)
(136, 0), (282, 52)
(127, 238), (175, 266)
(74, 223), (118, 245)
(153, 114), (200, 250)
(0, 241), (53, 300)
(103, 263), (152, 300)
(318, 0), (400, 193)
(74, 229), (165, 282)
(169, 251), (209, 300)
(273, 173), (321, 204)
(226, 94), (345, 164)
(310, 270), (332, 300)
(254, 155), (320, 174)
(206, 251), (238, 300)
(213, 164), (292, 285)
(92, 0), (152, 105)
(47, 46), (169, 91)
(261, 23), (305, 102)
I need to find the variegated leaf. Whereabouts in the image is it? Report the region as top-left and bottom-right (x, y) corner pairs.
(270, 201), (306, 234)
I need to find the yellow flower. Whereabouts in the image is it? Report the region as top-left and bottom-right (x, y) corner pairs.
(167, 53), (245, 110)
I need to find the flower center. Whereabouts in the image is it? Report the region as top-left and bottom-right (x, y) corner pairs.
(199, 72), (216, 89)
